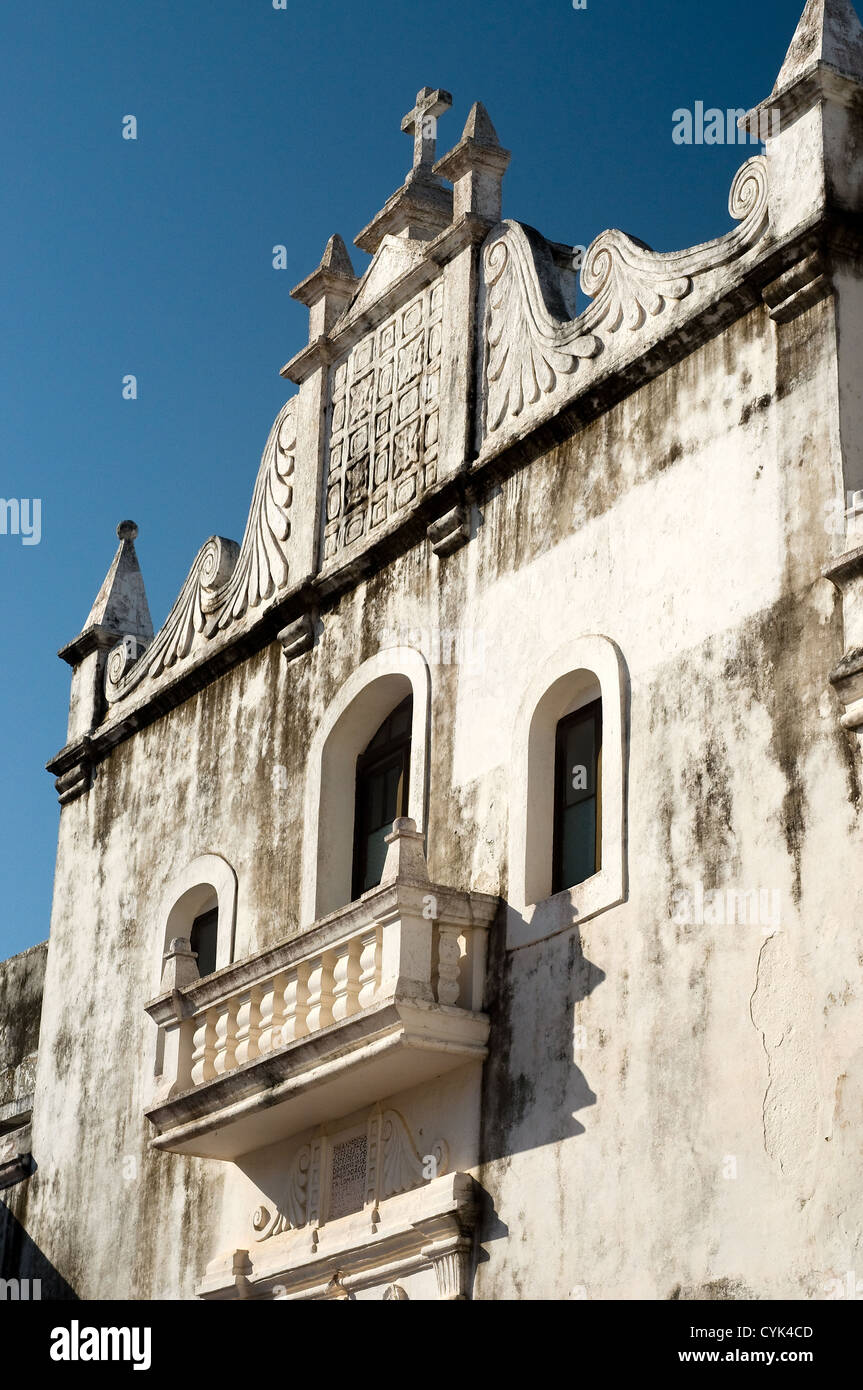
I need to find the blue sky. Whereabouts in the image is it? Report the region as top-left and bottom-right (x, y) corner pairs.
(0, 0), (810, 958)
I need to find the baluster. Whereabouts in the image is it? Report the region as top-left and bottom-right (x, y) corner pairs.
(357, 925), (382, 1009)
(305, 952), (335, 1032)
(258, 973), (289, 1055)
(234, 988), (261, 1066)
(437, 924), (462, 1006)
(332, 938), (362, 1021)
(212, 1002), (238, 1075)
(279, 965), (309, 1044)
(191, 1009), (217, 1086)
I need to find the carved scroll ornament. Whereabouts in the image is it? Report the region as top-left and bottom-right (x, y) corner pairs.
(482, 156), (769, 435)
(106, 398), (296, 703)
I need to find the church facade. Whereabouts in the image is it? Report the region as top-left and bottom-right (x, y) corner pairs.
(2, 0), (863, 1300)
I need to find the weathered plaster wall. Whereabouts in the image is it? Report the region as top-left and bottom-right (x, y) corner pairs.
(5, 279), (861, 1299)
(473, 293), (862, 1300)
(0, 941), (46, 1114)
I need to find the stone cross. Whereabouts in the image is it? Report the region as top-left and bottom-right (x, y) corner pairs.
(401, 87), (453, 177)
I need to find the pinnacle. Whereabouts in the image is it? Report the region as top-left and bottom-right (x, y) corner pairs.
(318, 233), (356, 280)
(82, 521), (153, 641)
(774, 0), (863, 91)
(461, 101), (502, 147)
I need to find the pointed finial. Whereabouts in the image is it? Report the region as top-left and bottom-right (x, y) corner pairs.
(57, 515), (154, 742)
(460, 101), (502, 146)
(318, 233), (356, 278)
(434, 100), (511, 223)
(80, 523), (153, 640)
(774, 0), (863, 91)
(291, 232), (359, 340)
(59, 518), (153, 668)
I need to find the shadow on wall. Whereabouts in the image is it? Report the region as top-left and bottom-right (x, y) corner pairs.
(473, 909), (605, 1273)
(0, 1201), (78, 1300)
(479, 907), (605, 1165)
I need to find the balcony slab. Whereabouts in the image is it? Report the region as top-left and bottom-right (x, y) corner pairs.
(146, 996), (488, 1160)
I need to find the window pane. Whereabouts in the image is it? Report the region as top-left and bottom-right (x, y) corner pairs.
(564, 715), (596, 806)
(362, 824), (390, 891)
(369, 767), (385, 830)
(383, 762), (402, 822)
(390, 702), (412, 739)
(560, 798), (597, 889)
(553, 698), (602, 894)
(353, 696), (413, 900)
(190, 908), (218, 978)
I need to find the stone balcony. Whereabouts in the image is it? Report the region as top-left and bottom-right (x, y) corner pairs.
(145, 820), (498, 1160)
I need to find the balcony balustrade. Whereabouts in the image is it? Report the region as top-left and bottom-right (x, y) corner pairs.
(145, 820), (497, 1159)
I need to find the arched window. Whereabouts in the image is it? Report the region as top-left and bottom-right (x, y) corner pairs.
(150, 855), (237, 1088)
(352, 696), (413, 898)
(154, 854), (237, 990)
(301, 648), (430, 925)
(508, 635), (627, 950)
(552, 697), (602, 894)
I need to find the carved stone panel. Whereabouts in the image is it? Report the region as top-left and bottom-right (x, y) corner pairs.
(329, 1135), (368, 1221)
(322, 280), (444, 560)
(250, 1106), (448, 1240)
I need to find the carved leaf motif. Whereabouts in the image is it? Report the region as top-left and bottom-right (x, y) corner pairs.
(210, 398), (296, 631)
(580, 231), (692, 334)
(578, 156), (769, 336)
(105, 535), (239, 700)
(379, 1109), (446, 1201)
(105, 398), (296, 704)
(481, 157), (769, 440)
(483, 224), (600, 433)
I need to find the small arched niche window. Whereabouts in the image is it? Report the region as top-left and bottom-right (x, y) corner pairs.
(151, 854), (237, 1082)
(155, 854), (237, 990)
(553, 697), (602, 894)
(352, 695), (412, 898)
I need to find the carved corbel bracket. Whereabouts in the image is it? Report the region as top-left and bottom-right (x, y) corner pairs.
(762, 250), (830, 323)
(48, 736), (95, 807)
(427, 505), (470, 557)
(278, 612), (316, 662)
(422, 1234), (474, 1300)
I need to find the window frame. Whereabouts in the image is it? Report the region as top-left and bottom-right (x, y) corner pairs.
(506, 635), (628, 951)
(300, 648), (431, 926)
(155, 854), (238, 991)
